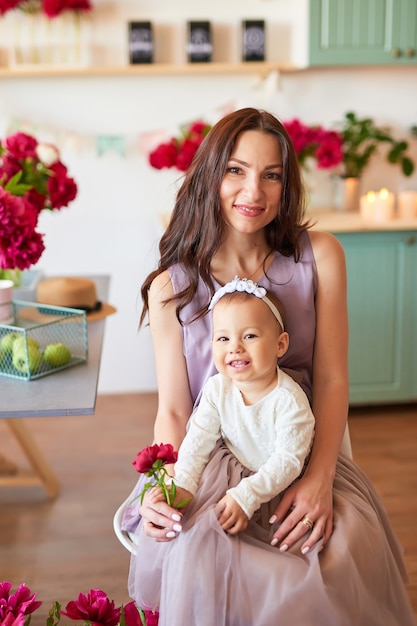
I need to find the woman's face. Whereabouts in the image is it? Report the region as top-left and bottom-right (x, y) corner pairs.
(219, 130), (283, 235)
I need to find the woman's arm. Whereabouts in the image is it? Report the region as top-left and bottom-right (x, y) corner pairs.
(270, 230), (349, 552)
(140, 270), (194, 539)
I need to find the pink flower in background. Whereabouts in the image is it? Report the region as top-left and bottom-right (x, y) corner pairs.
(149, 120), (211, 172)
(284, 118), (343, 170)
(0, 131), (77, 276)
(0, 0), (92, 17)
(0, 188), (45, 270)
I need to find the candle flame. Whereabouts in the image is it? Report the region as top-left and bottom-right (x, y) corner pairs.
(380, 188), (389, 199)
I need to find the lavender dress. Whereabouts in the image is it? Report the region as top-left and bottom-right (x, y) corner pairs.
(126, 231), (416, 626)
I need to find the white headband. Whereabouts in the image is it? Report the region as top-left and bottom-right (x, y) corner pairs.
(208, 276), (285, 330)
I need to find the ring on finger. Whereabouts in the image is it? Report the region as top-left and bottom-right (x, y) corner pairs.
(301, 515), (314, 530)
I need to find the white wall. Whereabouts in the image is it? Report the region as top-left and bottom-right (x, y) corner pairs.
(1, 0), (416, 394)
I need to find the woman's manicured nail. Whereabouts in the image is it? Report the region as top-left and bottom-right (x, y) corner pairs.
(166, 531), (176, 538)
(269, 515), (277, 524)
(172, 513), (181, 522)
(279, 543), (289, 552)
(173, 524), (182, 532)
(270, 538), (278, 546)
(301, 546), (310, 555)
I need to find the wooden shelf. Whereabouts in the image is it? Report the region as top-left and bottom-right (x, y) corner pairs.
(0, 61), (299, 79)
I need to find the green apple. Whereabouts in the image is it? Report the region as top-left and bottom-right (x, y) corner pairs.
(43, 343), (71, 367)
(12, 344), (43, 374)
(0, 332), (20, 353)
(12, 336), (40, 354)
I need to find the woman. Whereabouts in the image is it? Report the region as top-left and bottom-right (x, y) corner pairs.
(125, 108), (415, 625)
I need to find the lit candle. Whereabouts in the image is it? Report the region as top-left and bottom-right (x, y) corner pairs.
(397, 190), (417, 219)
(360, 191), (375, 220)
(374, 188), (394, 222)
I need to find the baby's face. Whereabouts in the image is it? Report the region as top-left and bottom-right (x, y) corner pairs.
(211, 295), (288, 385)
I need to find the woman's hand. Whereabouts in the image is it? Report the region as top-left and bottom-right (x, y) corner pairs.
(269, 472), (334, 554)
(140, 487), (184, 543)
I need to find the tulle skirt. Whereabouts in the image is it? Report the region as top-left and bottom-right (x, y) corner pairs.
(127, 442), (416, 626)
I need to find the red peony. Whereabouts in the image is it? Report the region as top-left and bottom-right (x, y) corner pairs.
(132, 443), (177, 474)
(148, 141), (178, 170)
(284, 118), (343, 171)
(148, 120), (211, 172)
(0, 0), (20, 16)
(123, 601), (159, 626)
(43, 0), (92, 18)
(0, 131), (77, 276)
(0, 0), (92, 17)
(47, 161), (78, 208)
(132, 442), (183, 508)
(0, 582), (42, 625)
(61, 589), (120, 626)
(0, 188), (45, 271)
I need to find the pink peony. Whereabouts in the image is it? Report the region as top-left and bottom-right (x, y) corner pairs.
(61, 589), (120, 626)
(0, 582), (42, 625)
(284, 118), (343, 171)
(123, 601), (159, 626)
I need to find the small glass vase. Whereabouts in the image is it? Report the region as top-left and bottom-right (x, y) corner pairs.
(0, 269), (22, 287)
(332, 176), (360, 212)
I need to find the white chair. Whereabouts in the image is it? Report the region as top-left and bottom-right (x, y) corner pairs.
(113, 496), (139, 555)
(113, 425), (353, 554)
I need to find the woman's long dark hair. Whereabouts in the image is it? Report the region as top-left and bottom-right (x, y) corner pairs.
(140, 107), (308, 326)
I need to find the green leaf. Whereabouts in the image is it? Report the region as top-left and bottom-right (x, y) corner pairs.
(175, 497), (191, 508)
(138, 606), (147, 626)
(401, 156), (414, 177)
(46, 601), (62, 626)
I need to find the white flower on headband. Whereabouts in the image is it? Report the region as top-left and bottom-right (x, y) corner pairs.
(208, 276), (285, 330)
(209, 276), (267, 310)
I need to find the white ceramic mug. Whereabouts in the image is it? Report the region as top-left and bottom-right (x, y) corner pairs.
(0, 279), (14, 323)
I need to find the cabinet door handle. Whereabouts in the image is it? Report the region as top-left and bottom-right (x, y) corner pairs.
(392, 47), (401, 58)
(405, 48), (415, 58)
(405, 236), (416, 245)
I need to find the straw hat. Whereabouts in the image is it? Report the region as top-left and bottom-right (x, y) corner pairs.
(36, 277), (117, 322)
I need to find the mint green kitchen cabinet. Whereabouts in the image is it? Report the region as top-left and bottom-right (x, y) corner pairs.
(334, 230), (417, 405)
(310, 0), (417, 66)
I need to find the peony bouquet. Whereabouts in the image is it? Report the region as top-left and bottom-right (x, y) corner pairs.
(283, 118), (344, 171)
(0, 583), (158, 626)
(0, 0), (92, 17)
(148, 120), (211, 172)
(0, 131), (77, 283)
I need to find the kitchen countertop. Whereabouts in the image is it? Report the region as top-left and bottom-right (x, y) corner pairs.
(307, 209), (417, 233)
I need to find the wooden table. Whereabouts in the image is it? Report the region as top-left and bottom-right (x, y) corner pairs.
(0, 275), (110, 498)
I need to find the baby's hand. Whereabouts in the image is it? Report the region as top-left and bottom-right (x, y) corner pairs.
(172, 485), (193, 511)
(217, 494), (248, 534)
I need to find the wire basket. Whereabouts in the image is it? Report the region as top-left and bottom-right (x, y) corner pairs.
(0, 300), (88, 381)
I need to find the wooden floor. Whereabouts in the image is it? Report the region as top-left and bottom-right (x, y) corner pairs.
(0, 394), (416, 624)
